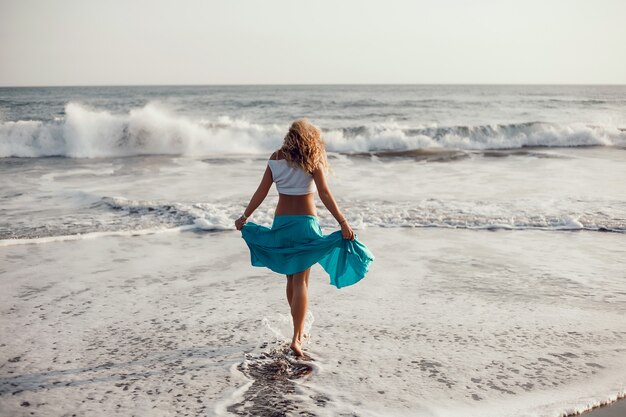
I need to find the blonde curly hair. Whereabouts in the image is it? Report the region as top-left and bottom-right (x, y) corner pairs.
(279, 119), (329, 174)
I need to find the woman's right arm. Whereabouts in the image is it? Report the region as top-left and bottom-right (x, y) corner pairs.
(235, 158), (274, 230)
(312, 166), (355, 240)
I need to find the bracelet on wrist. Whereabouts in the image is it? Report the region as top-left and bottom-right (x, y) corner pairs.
(338, 218), (347, 225)
(241, 213), (249, 220)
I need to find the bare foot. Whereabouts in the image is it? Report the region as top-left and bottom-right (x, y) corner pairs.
(290, 340), (304, 357)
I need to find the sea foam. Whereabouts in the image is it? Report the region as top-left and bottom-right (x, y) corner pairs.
(1, 195), (623, 244)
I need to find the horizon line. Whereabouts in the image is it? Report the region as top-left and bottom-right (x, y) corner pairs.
(1, 82), (626, 88)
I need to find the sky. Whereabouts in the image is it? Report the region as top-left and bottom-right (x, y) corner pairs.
(1, 0), (625, 86)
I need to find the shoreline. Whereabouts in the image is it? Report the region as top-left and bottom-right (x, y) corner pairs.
(570, 395), (626, 417)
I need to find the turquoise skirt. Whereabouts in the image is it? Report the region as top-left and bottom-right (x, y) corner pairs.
(240, 215), (374, 289)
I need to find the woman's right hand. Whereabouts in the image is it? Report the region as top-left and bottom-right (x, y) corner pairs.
(340, 221), (355, 240)
(235, 216), (247, 230)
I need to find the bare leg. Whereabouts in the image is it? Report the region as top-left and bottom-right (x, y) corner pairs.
(287, 273), (309, 344)
(299, 268), (311, 342)
(290, 268), (310, 357)
(286, 274), (293, 308)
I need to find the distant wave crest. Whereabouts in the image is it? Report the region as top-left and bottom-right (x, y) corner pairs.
(1, 102), (625, 158)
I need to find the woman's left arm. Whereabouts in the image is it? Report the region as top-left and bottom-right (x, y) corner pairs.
(235, 165), (273, 230)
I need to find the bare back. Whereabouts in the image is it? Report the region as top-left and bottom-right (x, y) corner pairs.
(271, 150), (317, 216)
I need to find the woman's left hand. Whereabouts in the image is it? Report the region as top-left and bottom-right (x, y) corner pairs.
(340, 221), (355, 240)
(235, 216), (247, 230)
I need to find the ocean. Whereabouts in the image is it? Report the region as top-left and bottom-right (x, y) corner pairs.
(0, 85), (625, 416)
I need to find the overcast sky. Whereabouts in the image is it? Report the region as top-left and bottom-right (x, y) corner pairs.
(1, 0), (625, 86)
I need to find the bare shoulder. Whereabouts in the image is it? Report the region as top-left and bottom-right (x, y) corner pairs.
(311, 165), (327, 183)
(269, 151), (278, 160)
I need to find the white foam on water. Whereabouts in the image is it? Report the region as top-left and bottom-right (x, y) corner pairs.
(92, 196), (626, 234)
(0, 225), (195, 247)
(2, 193), (623, 243)
(261, 311), (316, 343)
(40, 167), (116, 182)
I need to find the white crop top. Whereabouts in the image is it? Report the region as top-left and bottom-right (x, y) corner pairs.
(267, 159), (317, 195)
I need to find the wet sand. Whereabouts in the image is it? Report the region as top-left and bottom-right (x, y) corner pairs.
(1, 227), (624, 416)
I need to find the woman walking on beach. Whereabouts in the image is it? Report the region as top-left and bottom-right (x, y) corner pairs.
(235, 119), (374, 357)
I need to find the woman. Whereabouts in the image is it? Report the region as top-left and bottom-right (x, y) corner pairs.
(235, 119), (374, 357)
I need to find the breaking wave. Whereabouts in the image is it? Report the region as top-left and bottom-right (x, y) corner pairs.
(1, 102), (625, 158)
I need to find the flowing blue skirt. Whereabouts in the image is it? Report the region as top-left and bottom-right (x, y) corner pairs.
(240, 215), (374, 289)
